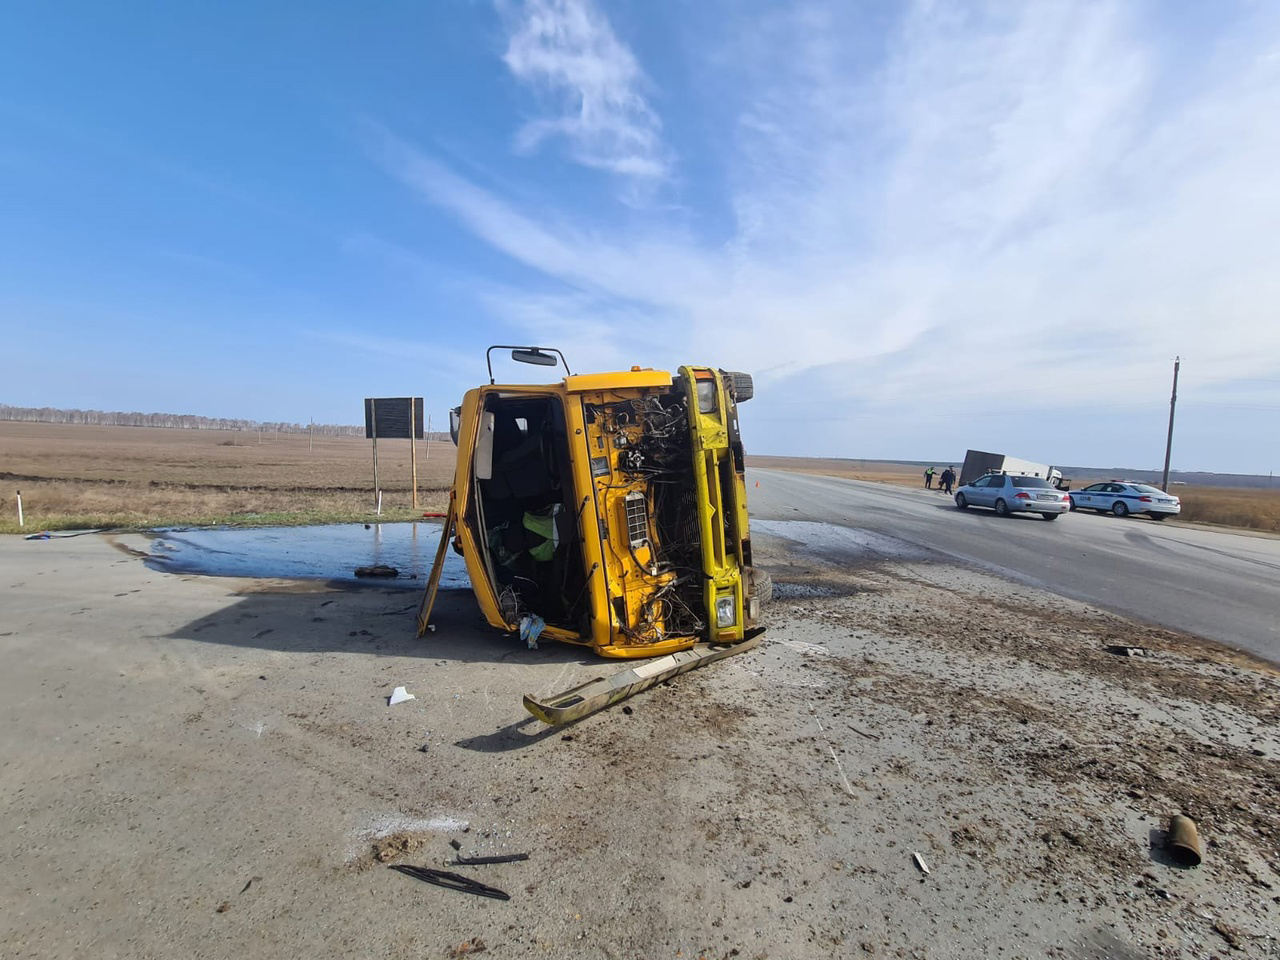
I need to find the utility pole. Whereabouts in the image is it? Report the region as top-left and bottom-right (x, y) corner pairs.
(1161, 356), (1180, 492)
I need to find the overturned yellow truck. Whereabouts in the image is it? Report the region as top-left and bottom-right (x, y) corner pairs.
(416, 346), (766, 723)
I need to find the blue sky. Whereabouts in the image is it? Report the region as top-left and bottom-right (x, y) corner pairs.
(2, 1), (1278, 474)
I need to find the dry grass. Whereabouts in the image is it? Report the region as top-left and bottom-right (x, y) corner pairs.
(0, 421), (454, 533)
(5, 426), (1276, 535)
(1177, 486), (1280, 532)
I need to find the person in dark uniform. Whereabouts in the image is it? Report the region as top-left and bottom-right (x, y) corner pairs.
(941, 466), (956, 495)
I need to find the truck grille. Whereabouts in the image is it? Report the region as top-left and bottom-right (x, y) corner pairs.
(625, 491), (649, 548)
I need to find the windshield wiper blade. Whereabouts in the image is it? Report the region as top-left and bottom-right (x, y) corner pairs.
(388, 864), (511, 900)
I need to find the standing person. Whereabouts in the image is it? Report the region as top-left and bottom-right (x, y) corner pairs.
(924, 466), (935, 489)
(942, 466), (955, 495)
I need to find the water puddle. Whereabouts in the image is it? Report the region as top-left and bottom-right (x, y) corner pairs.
(145, 522), (471, 589)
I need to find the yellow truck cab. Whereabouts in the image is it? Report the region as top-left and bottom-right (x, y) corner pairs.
(444, 347), (764, 673)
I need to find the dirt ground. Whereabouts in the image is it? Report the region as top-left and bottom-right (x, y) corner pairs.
(1, 526), (1277, 959)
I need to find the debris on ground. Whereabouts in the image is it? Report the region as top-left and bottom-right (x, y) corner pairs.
(912, 852), (931, 876)
(1213, 919), (1245, 950)
(389, 864), (511, 900)
(372, 833), (427, 863)
(519, 614), (545, 650)
(387, 686), (415, 706)
(448, 853), (530, 866)
(446, 937), (487, 957)
(354, 564), (399, 578)
(1104, 644), (1148, 657)
(1167, 814), (1203, 866)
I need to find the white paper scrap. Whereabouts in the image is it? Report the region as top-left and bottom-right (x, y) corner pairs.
(388, 686), (416, 706)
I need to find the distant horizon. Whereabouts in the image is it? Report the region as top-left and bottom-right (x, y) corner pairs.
(749, 454), (1278, 486)
(4, 404), (1272, 482)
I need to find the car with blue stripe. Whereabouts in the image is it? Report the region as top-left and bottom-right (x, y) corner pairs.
(1068, 481), (1181, 519)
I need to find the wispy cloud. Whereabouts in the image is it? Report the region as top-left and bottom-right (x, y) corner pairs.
(377, 1), (1280, 466)
(498, 0), (669, 180)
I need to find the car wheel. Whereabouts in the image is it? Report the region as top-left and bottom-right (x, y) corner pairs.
(1041, 512), (1059, 521)
(994, 498), (1009, 517)
(1149, 513), (1167, 521)
(1068, 496), (1078, 511)
(955, 494), (968, 510)
(1112, 501), (1129, 517)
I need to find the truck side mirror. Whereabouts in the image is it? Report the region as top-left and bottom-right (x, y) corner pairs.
(511, 348), (557, 367)
(449, 406), (461, 446)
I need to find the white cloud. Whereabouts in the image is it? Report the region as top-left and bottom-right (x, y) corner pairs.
(377, 1), (1280, 470)
(498, 0), (669, 179)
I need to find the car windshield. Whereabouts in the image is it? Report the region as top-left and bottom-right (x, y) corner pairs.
(1011, 476), (1052, 488)
(1131, 484), (1165, 494)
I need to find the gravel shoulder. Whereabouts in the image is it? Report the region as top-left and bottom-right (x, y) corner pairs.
(1, 528), (1277, 959)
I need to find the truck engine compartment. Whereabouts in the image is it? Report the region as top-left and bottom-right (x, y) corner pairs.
(471, 382), (716, 648)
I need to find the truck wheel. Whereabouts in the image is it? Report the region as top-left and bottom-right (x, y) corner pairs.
(726, 371), (754, 403)
(749, 567), (773, 605)
(1112, 501), (1129, 517)
(994, 498), (1010, 517)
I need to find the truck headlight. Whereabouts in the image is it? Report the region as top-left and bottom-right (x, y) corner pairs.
(715, 594), (736, 628)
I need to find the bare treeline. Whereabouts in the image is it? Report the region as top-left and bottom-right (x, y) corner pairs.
(0, 404), (365, 437)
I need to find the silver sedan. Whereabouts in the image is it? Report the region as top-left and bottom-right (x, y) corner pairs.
(954, 473), (1072, 520)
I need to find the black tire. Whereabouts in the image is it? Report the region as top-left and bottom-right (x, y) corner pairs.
(726, 371), (754, 403)
(1149, 513), (1167, 521)
(1041, 512), (1059, 521)
(994, 498), (1009, 517)
(1068, 496), (1078, 511)
(1112, 501), (1129, 517)
(955, 493), (968, 510)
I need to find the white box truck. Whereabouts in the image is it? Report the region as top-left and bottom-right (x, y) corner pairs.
(959, 450), (1069, 489)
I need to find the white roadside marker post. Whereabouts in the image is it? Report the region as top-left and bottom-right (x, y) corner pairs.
(16, 489), (23, 527)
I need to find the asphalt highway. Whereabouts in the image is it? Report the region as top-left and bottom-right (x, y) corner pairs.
(748, 469), (1280, 665)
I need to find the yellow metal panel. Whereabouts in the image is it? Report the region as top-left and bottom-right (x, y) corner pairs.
(450, 389), (508, 632)
(678, 366), (745, 642)
(564, 370), (672, 393)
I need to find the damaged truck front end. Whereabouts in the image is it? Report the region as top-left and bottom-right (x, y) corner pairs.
(423, 348), (764, 722)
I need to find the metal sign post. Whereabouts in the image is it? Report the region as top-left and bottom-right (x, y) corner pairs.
(410, 402), (418, 510)
(364, 398), (425, 511)
(371, 403), (380, 505)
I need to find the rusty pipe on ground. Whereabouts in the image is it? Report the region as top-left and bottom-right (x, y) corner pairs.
(1167, 814), (1202, 867)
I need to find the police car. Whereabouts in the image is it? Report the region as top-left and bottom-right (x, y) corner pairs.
(1067, 481), (1181, 519)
